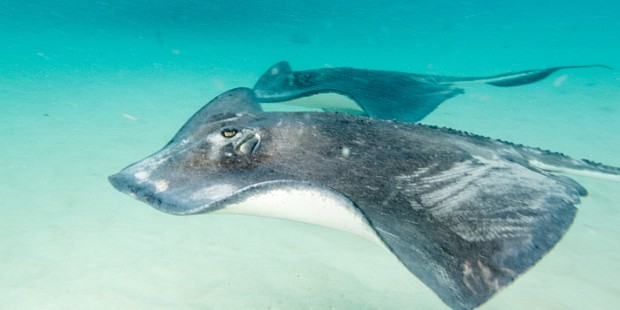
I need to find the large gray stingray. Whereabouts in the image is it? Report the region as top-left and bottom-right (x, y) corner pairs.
(109, 88), (619, 309)
(253, 61), (611, 122)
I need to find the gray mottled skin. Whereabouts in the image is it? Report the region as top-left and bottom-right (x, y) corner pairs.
(253, 62), (611, 122)
(109, 88), (619, 309)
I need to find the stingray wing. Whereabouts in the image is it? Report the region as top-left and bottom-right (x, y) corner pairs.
(337, 74), (463, 122)
(363, 155), (581, 309)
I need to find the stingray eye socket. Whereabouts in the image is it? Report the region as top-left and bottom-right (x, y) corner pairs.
(221, 128), (238, 138)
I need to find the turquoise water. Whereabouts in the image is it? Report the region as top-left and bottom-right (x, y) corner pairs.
(1, 1), (619, 309)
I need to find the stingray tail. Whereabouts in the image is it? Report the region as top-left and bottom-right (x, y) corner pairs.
(438, 65), (612, 87)
(513, 144), (620, 182)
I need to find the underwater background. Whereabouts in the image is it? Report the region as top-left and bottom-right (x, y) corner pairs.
(1, 0), (619, 308)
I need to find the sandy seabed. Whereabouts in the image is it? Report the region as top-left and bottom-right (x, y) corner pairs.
(1, 65), (619, 309)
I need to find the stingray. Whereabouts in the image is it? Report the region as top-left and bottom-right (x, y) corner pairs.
(253, 61), (611, 122)
(109, 88), (619, 309)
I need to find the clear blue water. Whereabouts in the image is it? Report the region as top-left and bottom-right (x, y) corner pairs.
(1, 1), (619, 309)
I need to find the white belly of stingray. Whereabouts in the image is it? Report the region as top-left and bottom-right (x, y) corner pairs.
(214, 186), (383, 244)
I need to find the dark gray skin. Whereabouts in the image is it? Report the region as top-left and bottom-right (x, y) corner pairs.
(109, 88), (619, 309)
(253, 62), (611, 122)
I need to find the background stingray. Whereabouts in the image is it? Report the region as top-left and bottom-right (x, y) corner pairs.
(253, 61), (611, 122)
(110, 88), (620, 309)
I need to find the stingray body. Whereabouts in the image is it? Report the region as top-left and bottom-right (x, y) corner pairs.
(109, 88), (619, 309)
(253, 62), (610, 122)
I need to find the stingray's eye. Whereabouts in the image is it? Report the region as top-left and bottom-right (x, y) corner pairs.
(221, 128), (238, 138)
